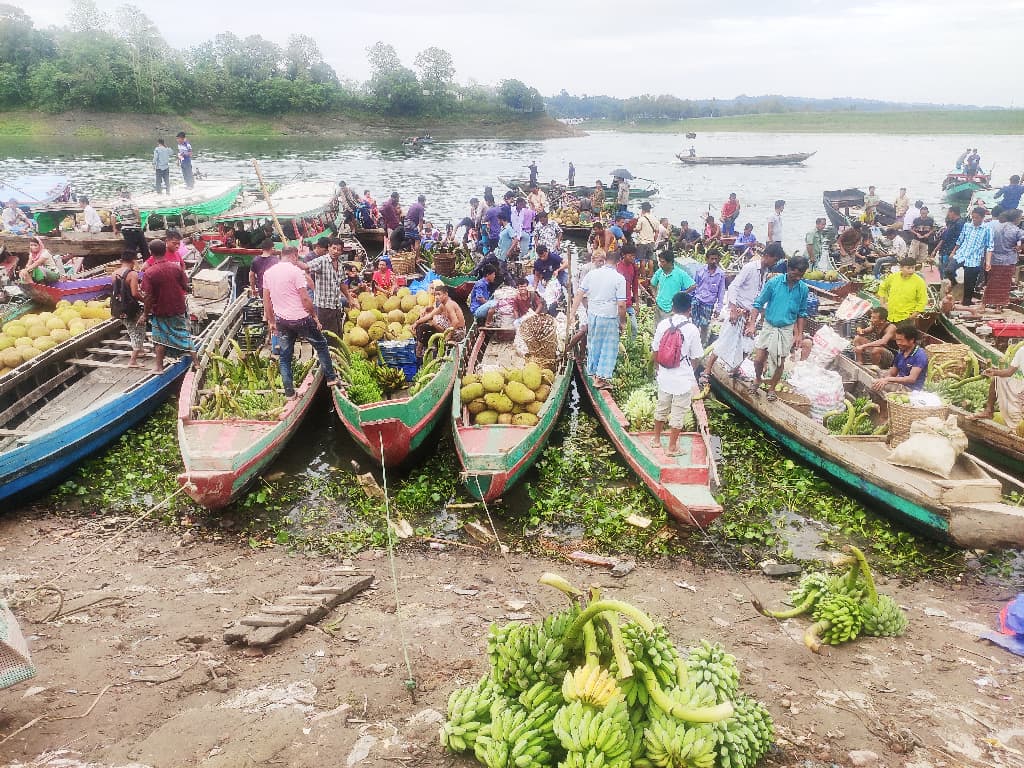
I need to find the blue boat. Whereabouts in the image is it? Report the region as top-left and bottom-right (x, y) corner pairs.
(0, 319), (196, 507)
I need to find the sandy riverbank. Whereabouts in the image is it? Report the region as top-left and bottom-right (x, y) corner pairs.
(1, 510), (1021, 768)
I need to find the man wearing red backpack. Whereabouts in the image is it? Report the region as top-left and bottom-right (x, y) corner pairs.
(650, 292), (704, 456)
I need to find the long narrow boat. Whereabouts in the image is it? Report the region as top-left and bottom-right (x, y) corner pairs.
(18, 275), (112, 307)
(0, 319), (197, 507)
(942, 171), (991, 205)
(676, 152), (815, 166)
(708, 356), (1024, 548)
(332, 340), (461, 466)
(822, 188), (897, 229)
(576, 360), (722, 526)
(452, 327), (573, 502)
(176, 296), (323, 508)
(6, 180), (245, 264)
(498, 178), (658, 200)
(936, 308), (1024, 365)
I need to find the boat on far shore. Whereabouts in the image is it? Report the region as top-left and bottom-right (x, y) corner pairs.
(676, 152), (815, 166)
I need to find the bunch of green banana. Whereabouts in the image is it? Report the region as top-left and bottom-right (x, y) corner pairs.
(685, 641), (739, 704)
(408, 332), (447, 396)
(823, 396), (880, 435)
(440, 675), (499, 753)
(713, 696), (774, 768)
(620, 623), (679, 691)
(371, 362), (407, 393)
(474, 696), (559, 768)
(845, 545), (908, 638)
(487, 621), (572, 695)
(643, 715), (716, 768)
(804, 594), (864, 652)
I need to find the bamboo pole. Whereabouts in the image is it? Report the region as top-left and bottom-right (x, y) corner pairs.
(250, 160), (288, 244)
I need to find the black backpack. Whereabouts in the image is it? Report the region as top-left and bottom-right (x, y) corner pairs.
(111, 268), (142, 319)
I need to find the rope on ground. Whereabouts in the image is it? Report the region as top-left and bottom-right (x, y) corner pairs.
(379, 435), (417, 701)
(14, 483), (192, 607)
(472, 476), (542, 611)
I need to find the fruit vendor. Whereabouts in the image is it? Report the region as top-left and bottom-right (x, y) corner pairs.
(263, 246), (340, 396)
(870, 323), (928, 392)
(532, 245), (565, 287)
(853, 307), (898, 368)
(1, 199), (34, 235)
(974, 343), (1024, 429)
(745, 255), (809, 400)
(469, 264), (499, 323)
(579, 249), (627, 390)
(877, 257), (928, 323)
(18, 237), (63, 284)
(411, 284), (465, 354)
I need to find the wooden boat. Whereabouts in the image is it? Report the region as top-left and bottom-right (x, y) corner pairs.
(8, 180), (244, 264)
(708, 356), (1024, 548)
(176, 296), (323, 508)
(498, 178), (659, 200)
(332, 341), (460, 466)
(576, 359), (722, 526)
(942, 172), (991, 205)
(439, 274), (477, 304)
(17, 274), (112, 308)
(822, 189), (897, 229)
(0, 319), (196, 507)
(936, 308), (1024, 366)
(452, 327), (573, 502)
(350, 225), (385, 254)
(676, 152), (815, 166)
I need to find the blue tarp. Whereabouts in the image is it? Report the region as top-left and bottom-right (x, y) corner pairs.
(0, 175), (71, 208)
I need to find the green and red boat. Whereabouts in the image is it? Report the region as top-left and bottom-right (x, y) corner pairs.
(332, 342), (461, 466)
(177, 295), (323, 508)
(576, 361), (722, 527)
(452, 327), (573, 502)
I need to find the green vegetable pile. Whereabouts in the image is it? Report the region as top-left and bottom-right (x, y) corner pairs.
(823, 396), (883, 435)
(611, 305), (655, 405)
(194, 340), (314, 420)
(929, 375), (988, 412)
(754, 545), (908, 653)
(441, 572), (774, 768)
(341, 354), (385, 405)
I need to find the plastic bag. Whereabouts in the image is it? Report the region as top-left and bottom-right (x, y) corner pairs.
(806, 326), (850, 366)
(787, 360), (846, 421)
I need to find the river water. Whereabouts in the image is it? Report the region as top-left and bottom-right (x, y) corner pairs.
(2, 130), (1020, 242)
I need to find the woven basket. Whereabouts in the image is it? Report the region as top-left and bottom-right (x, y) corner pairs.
(518, 313), (558, 369)
(887, 397), (948, 446)
(432, 252), (457, 277)
(390, 253), (417, 275)
(925, 343), (974, 380)
(776, 389), (811, 416)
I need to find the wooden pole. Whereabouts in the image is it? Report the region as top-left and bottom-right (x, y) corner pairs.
(250, 160), (288, 244)
(964, 452), (1024, 493)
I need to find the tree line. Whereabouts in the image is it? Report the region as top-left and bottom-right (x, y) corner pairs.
(0, 1), (546, 116)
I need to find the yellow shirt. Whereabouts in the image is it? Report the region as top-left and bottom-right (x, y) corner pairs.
(878, 272), (927, 322)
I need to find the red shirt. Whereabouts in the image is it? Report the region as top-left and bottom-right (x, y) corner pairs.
(372, 268), (394, 292)
(142, 259), (188, 316)
(616, 260), (639, 308)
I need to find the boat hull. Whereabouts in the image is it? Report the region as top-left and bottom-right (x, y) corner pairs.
(20, 276), (112, 307)
(677, 152), (815, 166)
(575, 359), (722, 526)
(332, 350), (458, 466)
(0, 353), (190, 507)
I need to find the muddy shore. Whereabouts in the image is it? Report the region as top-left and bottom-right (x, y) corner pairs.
(2, 510), (1022, 768)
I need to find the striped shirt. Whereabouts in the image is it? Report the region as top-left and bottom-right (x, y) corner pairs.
(307, 255), (346, 309)
(954, 221), (993, 268)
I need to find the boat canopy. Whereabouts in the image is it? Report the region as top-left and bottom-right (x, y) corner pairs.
(0, 175), (71, 207)
(216, 181), (337, 222)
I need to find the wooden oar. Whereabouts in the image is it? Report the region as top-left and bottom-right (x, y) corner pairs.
(250, 160), (288, 244)
(965, 452), (1024, 493)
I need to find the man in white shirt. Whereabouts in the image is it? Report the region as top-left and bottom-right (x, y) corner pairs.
(580, 249), (627, 388)
(766, 199), (785, 248)
(79, 196), (103, 233)
(651, 291), (704, 456)
(702, 243), (784, 377)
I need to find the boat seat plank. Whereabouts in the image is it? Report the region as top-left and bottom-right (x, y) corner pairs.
(85, 347), (153, 358)
(0, 366), (80, 427)
(65, 358), (143, 369)
(11, 367), (144, 434)
(0, 428), (32, 436)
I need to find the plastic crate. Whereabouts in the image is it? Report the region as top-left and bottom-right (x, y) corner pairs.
(242, 299), (265, 324)
(235, 323), (267, 352)
(378, 339), (419, 382)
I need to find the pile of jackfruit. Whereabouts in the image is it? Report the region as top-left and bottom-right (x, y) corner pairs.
(0, 299), (111, 376)
(460, 362), (555, 427)
(342, 288), (433, 359)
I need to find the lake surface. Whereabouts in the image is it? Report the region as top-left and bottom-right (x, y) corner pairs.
(2, 131), (1020, 245)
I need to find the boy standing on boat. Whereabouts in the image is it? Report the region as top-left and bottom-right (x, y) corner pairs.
(153, 139), (172, 194)
(745, 255), (809, 399)
(142, 239), (191, 372)
(650, 292), (703, 456)
(175, 132), (194, 190)
(720, 193), (740, 236)
(263, 246), (340, 397)
(766, 200), (785, 250)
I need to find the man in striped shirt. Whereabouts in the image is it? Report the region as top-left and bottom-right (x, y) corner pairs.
(949, 206), (993, 307)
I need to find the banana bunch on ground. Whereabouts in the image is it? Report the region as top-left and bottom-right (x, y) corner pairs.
(753, 546), (908, 654)
(441, 572), (774, 768)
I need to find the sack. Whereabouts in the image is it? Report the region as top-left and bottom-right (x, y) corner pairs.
(657, 319), (685, 369)
(111, 270), (141, 319)
(888, 415), (966, 478)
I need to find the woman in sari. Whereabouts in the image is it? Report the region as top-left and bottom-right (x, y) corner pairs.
(19, 237), (63, 284)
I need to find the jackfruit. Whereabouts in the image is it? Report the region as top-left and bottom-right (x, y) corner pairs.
(522, 362), (543, 390)
(481, 371), (505, 393)
(541, 368), (555, 385)
(368, 321), (387, 341)
(467, 399), (487, 415)
(0, 335), (11, 350)
(461, 383), (484, 402)
(348, 326), (370, 347)
(462, 373), (481, 386)
(484, 392), (513, 414)
(400, 295), (417, 312)
(475, 410), (499, 425)
(512, 413), (539, 426)
(356, 310), (377, 330)
(357, 292), (377, 310)
(416, 292), (431, 307)
(498, 413), (513, 424)
(397, 286), (411, 298)
(535, 383), (551, 402)
(505, 368), (523, 384)
(0, 349), (22, 368)
(505, 380), (536, 405)
(526, 401), (543, 415)
(387, 309), (405, 324)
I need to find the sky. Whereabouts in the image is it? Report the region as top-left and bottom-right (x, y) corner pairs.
(19, 0), (1024, 108)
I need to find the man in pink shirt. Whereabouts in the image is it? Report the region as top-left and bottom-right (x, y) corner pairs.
(263, 246), (339, 396)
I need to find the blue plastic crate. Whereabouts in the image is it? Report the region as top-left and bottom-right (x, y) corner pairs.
(378, 339), (419, 381)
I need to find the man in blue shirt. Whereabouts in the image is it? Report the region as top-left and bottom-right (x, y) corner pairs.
(153, 139), (172, 194)
(496, 214), (515, 262)
(949, 206), (993, 306)
(993, 174), (1024, 216)
(746, 255), (809, 399)
(650, 251), (696, 325)
(469, 264), (499, 323)
(871, 323), (928, 392)
(175, 131), (194, 189)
